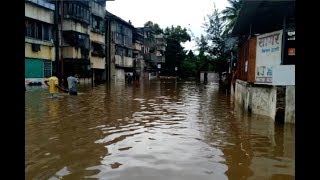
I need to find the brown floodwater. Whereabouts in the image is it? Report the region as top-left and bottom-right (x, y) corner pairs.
(25, 80), (295, 180)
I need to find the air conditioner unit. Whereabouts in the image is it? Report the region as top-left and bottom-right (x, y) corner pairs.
(31, 44), (40, 52)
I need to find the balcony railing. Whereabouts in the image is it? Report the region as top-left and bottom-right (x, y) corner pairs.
(157, 56), (165, 63)
(115, 55), (133, 68)
(143, 53), (157, 62)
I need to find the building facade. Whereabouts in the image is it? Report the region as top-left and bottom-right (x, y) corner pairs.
(231, 0), (295, 123)
(55, 0), (91, 83)
(137, 27), (166, 79)
(106, 11), (134, 82)
(132, 28), (145, 79)
(25, 0), (56, 85)
(89, 0), (106, 85)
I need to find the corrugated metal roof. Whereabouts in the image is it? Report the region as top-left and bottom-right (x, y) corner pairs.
(105, 10), (135, 28)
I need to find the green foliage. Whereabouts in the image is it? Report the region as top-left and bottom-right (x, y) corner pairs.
(221, 0), (243, 36)
(162, 25), (191, 76)
(144, 21), (163, 34)
(164, 25), (191, 43)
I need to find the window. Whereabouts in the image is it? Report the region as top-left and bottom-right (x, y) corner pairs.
(92, 16), (97, 28)
(29, 22), (35, 38)
(73, 4), (76, 15)
(63, 2), (67, 15)
(77, 6), (80, 16)
(68, 3), (72, 14)
(87, 10), (89, 21)
(43, 24), (51, 41)
(25, 20), (32, 37)
(116, 46), (125, 56)
(25, 18), (53, 41)
(43, 61), (52, 78)
(36, 22), (42, 39)
(128, 49), (132, 57)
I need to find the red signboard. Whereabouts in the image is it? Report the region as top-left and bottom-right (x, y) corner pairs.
(288, 48), (295, 56)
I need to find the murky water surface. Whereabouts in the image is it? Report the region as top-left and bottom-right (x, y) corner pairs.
(25, 80), (294, 180)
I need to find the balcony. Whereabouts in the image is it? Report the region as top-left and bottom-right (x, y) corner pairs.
(115, 55), (133, 68)
(60, 2), (90, 25)
(133, 42), (142, 51)
(157, 56), (165, 63)
(156, 45), (166, 51)
(143, 53), (157, 62)
(91, 42), (106, 57)
(63, 31), (90, 50)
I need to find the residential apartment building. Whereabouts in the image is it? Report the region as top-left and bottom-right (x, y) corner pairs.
(155, 33), (166, 69)
(25, 0), (55, 85)
(137, 27), (166, 79)
(54, 0), (91, 82)
(105, 11), (134, 82)
(89, 0), (106, 84)
(132, 28), (144, 79)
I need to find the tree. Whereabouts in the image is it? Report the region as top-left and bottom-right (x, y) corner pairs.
(180, 50), (197, 78)
(163, 25), (191, 76)
(202, 4), (230, 81)
(164, 25), (191, 43)
(221, 0), (243, 36)
(144, 21), (163, 34)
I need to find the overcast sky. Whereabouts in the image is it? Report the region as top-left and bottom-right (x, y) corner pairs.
(106, 0), (229, 51)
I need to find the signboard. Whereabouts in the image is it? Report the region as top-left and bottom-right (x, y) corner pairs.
(288, 48), (295, 56)
(272, 65), (295, 85)
(255, 30), (283, 84)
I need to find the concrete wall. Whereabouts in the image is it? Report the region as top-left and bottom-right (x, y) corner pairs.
(235, 79), (295, 124)
(200, 72), (219, 83)
(25, 2), (54, 24)
(62, 47), (81, 59)
(115, 68), (125, 81)
(235, 80), (277, 120)
(91, 56), (105, 69)
(285, 86), (295, 123)
(25, 42), (55, 61)
(62, 20), (89, 34)
(133, 42), (142, 51)
(250, 85), (277, 119)
(90, 32), (105, 44)
(25, 78), (47, 86)
(90, 1), (105, 17)
(115, 55), (133, 68)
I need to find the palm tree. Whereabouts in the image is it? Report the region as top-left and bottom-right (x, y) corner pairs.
(221, 0), (243, 36)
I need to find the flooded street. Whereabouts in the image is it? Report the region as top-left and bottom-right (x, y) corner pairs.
(25, 80), (295, 180)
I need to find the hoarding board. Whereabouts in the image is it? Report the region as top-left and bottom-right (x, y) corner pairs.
(255, 30), (283, 84)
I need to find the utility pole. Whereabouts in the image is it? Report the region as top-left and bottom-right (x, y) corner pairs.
(54, 0), (60, 78)
(60, 0), (64, 87)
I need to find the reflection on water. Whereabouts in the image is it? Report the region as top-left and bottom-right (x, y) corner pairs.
(25, 80), (295, 180)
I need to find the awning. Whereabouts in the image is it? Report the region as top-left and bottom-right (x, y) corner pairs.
(231, 0), (295, 37)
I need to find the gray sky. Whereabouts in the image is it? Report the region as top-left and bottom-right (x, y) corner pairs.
(106, 0), (229, 51)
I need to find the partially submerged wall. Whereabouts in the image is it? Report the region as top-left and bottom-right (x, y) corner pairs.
(285, 86), (295, 123)
(235, 80), (277, 120)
